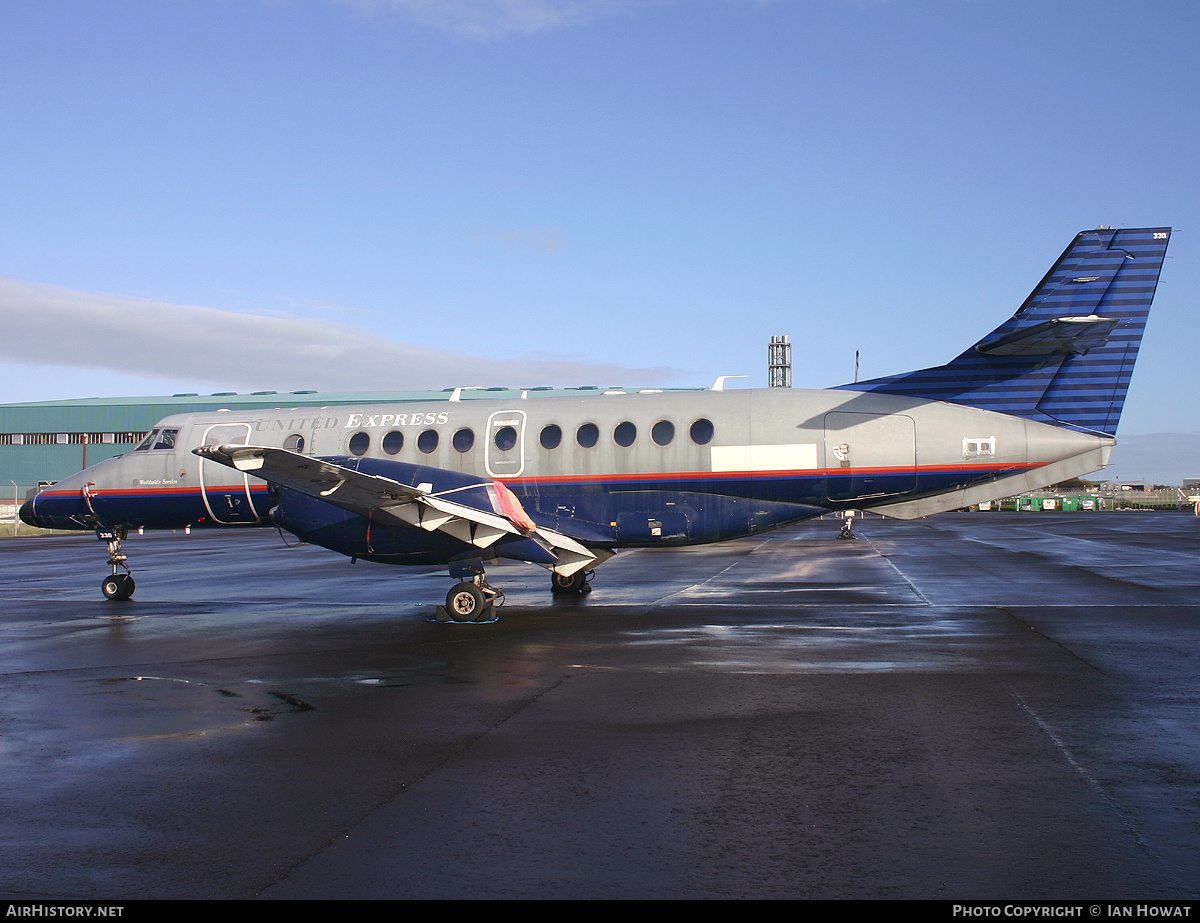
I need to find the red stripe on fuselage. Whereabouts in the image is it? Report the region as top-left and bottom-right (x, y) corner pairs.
(496, 461), (1044, 487)
(35, 461), (1043, 499)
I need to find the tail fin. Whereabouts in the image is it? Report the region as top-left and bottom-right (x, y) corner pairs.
(839, 227), (1171, 436)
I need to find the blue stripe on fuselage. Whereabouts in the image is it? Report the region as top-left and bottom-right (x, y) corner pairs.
(21, 462), (1032, 537)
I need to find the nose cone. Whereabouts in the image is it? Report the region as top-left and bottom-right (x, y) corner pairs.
(18, 491), (66, 530)
(18, 495), (42, 527)
(17, 471), (91, 531)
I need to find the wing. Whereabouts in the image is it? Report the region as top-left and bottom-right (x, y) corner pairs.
(193, 444), (609, 576)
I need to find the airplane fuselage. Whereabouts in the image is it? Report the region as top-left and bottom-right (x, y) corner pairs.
(23, 387), (1111, 558)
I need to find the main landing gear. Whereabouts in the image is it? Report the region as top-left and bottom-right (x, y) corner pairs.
(433, 563), (596, 623)
(436, 561), (503, 623)
(98, 528), (136, 600)
(441, 578), (503, 622)
(550, 569), (593, 596)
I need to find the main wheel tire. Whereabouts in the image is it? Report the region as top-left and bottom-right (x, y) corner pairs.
(551, 571), (587, 595)
(446, 582), (485, 620)
(102, 573), (135, 601)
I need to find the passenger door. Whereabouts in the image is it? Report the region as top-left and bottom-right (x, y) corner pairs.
(485, 410), (527, 479)
(197, 422), (263, 523)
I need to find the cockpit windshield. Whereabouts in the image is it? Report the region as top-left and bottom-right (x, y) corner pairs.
(153, 429), (178, 450)
(133, 428), (179, 451)
(133, 430), (158, 451)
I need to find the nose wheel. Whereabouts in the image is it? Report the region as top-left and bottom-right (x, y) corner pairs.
(102, 572), (136, 600)
(97, 528), (135, 600)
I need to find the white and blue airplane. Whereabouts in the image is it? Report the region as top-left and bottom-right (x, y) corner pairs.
(22, 226), (1172, 620)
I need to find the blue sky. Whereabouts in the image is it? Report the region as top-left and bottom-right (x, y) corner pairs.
(1, 1), (1196, 448)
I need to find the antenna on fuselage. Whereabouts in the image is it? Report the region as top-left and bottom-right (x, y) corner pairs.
(711, 376), (747, 391)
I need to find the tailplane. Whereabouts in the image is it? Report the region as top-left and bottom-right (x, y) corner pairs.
(839, 227), (1171, 435)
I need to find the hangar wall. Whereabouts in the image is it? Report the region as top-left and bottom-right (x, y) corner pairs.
(0, 390), (460, 494)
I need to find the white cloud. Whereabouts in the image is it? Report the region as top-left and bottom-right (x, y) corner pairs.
(334, 0), (618, 39)
(0, 277), (678, 393)
(330, 0), (786, 40)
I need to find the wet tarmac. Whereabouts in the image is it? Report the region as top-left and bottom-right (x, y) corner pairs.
(1, 512), (1198, 899)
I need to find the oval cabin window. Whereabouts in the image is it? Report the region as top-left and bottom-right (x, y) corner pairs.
(540, 424), (562, 449)
(690, 418), (714, 445)
(576, 423), (599, 448)
(493, 426), (517, 451)
(382, 430), (404, 455)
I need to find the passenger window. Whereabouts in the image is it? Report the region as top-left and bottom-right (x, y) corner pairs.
(382, 430), (404, 455)
(576, 423), (599, 448)
(283, 433), (305, 453)
(417, 429), (439, 454)
(453, 428), (475, 453)
(690, 418), (714, 445)
(613, 421), (636, 447)
(652, 420), (675, 446)
(540, 424), (562, 449)
(493, 426), (517, 451)
(348, 432), (370, 456)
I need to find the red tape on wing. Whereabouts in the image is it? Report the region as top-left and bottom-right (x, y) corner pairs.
(492, 480), (537, 532)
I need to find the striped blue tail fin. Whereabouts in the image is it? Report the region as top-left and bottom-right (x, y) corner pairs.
(839, 227), (1171, 436)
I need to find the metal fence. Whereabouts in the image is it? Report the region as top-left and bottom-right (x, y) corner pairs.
(1, 483), (40, 533)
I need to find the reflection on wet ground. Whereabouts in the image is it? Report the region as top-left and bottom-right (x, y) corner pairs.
(1, 513), (1198, 899)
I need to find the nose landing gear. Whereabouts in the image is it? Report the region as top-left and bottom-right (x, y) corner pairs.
(97, 528), (135, 600)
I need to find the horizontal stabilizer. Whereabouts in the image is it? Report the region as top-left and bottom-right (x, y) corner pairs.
(974, 315), (1119, 356)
